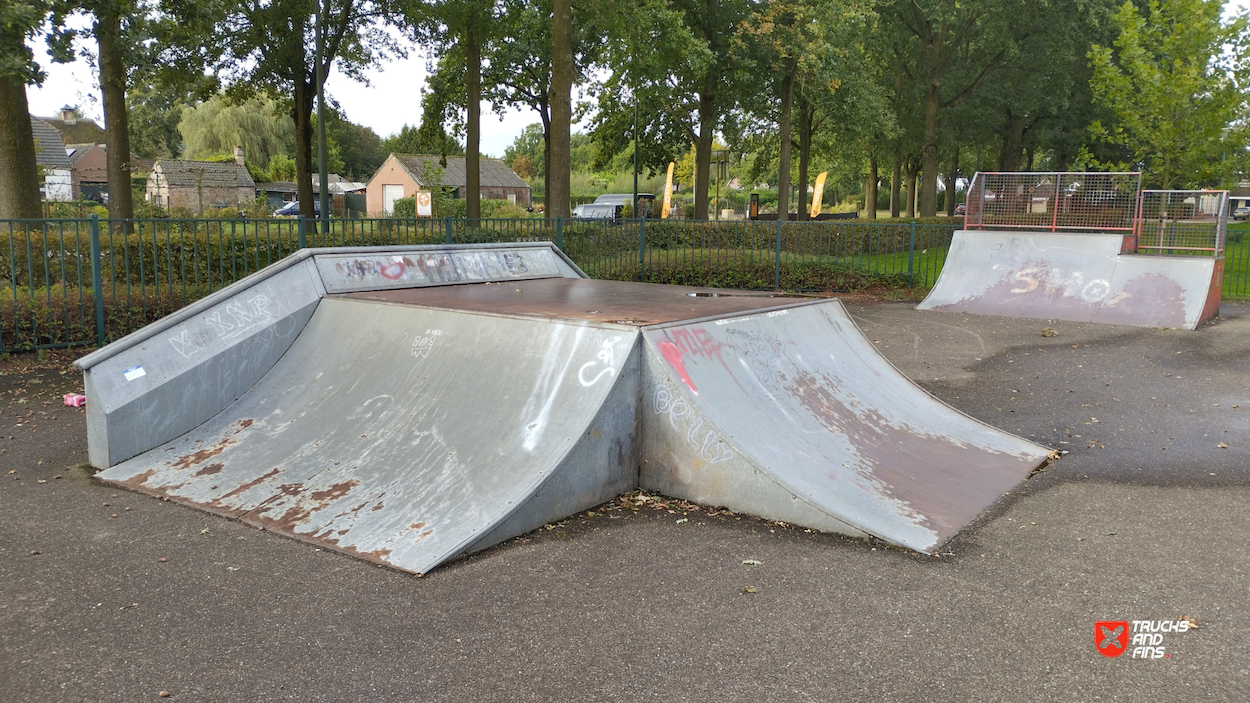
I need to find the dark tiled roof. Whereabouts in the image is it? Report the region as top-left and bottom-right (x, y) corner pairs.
(154, 159), (255, 189)
(65, 143), (98, 167)
(31, 119), (70, 169)
(35, 116), (107, 144)
(392, 154), (529, 189)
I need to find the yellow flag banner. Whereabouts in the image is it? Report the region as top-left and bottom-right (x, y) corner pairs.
(661, 162), (676, 219)
(810, 171), (828, 218)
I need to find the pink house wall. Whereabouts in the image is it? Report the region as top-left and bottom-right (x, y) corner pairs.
(365, 157), (419, 215)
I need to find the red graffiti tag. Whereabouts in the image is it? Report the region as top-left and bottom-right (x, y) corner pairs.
(379, 260), (407, 279)
(659, 341), (698, 393)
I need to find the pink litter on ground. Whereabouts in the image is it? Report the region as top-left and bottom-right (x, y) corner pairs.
(64, 394), (87, 407)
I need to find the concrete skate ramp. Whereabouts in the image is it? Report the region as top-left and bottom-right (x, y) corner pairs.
(84, 254), (1054, 570)
(918, 231), (1223, 330)
(96, 298), (638, 575)
(641, 301), (1051, 553)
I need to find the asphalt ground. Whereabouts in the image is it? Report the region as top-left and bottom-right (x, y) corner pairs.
(2, 301), (1248, 702)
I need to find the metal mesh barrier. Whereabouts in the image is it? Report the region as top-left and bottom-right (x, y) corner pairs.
(966, 172), (1142, 234)
(1137, 190), (1227, 256)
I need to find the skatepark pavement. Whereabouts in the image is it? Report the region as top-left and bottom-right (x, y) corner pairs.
(2, 300), (1248, 701)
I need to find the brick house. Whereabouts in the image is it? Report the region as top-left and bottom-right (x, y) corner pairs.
(366, 153), (531, 215)
(146, 157), (256, 213)
(65, 143), (154, 200)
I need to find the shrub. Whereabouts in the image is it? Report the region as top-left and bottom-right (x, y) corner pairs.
(391, 197), (415, 218)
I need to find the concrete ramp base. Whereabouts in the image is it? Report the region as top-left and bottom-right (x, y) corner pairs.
(917, 231), (1222, 330)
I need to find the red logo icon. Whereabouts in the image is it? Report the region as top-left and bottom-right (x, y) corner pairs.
(1096, 621), (1129, 657)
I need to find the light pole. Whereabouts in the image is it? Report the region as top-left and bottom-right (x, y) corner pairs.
(632, 96), (639, 218)
(315, 0), (329, 234)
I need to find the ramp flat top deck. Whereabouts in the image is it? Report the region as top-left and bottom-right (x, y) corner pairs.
(339, 278), (799, 324)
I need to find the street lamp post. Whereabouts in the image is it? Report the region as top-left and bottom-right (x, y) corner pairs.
(315, 0), (329, 234)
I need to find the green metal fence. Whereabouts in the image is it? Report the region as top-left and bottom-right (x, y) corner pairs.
(0, 215), (957, 353)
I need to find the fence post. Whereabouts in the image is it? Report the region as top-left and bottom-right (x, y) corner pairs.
(907, 222), (917, 281)
(637, 217), (646, 282)
(775, 217), (782, 290)
(556, 216), (564, 250)
(89, 215), (105, 347)
(297, 215), (307, 249)
(445, 215), (453, 244)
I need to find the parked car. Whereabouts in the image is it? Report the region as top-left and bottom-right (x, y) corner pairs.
(273, 200), (320, 217)
(1233, 206), (1250, 221)
(572, 202), (621, 220)
(954, 203), (966, 215)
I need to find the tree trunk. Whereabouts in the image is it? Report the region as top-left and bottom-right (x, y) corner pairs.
(547, 0), (572, 218)
(890, 150), (901, 218)
(0, 76), (41, 219)
(693, 88), (714, 220)
(96, 5), (134, 220)
(796, 94), (812, 220)
(905, 159), (917, 218)
(776, 62), (795, 222)
(946, 147), (959, 217)
(997, 109), (1027, 171)
(465, 21), (480, 219)
(294, 75), (316, 219)
(920, 82), (940, 217)
(865, 154), (878, 219)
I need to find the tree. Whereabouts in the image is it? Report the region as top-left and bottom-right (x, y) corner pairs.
(877, 0), (1023, 216)
(405, 0), (493, 218)
(45, 0), (155, 219)
(1088, 0), (1250, 188)
(179, 94), (295, 167)
(0, 0), (48, 219)
(197, 0), (401, 218)
(735, 0), (878, 219)
(381, 122), (463, 156)
(591, 0), (741, 219)
(316, 104), (385, 179)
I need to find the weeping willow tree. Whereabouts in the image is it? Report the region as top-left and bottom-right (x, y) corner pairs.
(178, 94), (295, 168)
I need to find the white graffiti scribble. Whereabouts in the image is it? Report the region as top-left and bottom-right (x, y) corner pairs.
(1010, 268), (1110, 303)
(203, 295), (274, 341)
(411, 336), (436, 359)
(168, 329), (202, 359)
(578, 336), (622, 387)
(653, 386), (734, 464)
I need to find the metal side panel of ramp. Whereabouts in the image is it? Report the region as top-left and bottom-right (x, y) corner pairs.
(917, 230), (1221, 330)
(639, 300), (1050, 553)
(97, 298), (638, 575)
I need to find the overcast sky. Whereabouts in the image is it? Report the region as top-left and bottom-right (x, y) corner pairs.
(23, 1), (1250, 160)
(23, 28), (566, 159)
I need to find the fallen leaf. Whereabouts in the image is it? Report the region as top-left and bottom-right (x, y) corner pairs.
(1218, 442), (1228, 449)
(740, 586), (758, 594)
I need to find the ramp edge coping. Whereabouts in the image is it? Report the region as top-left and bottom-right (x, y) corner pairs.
(73, 242), (585, 371)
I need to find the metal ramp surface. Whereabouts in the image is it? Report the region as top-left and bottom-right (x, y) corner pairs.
(96, 299), (639, 574)
(918, 231), (1222, 330)
(640, 302), (1049, 553)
